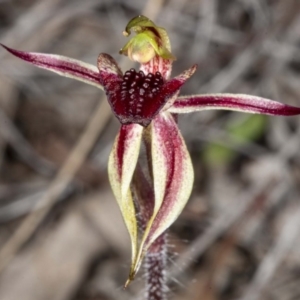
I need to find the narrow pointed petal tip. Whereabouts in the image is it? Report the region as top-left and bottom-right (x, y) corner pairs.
(124, 278), (131, 289)
(0, 43), (103, 89)
(175, 64), (197, 82)
(124, 262), (142, 287)
(161, 64), (197, 111)
(124, 262), (140, 288)
(170, 93), (300, 116)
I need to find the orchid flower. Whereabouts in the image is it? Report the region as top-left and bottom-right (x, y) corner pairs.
(2, 15), (300, 292)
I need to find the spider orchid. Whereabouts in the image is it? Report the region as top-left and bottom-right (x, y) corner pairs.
(2, 16), (300, 289)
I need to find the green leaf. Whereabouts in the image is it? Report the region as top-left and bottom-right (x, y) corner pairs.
(203, 114), (267, 166)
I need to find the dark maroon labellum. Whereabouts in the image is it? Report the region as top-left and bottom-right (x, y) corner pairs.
(98, 53), (190, 127)
(121, 69), (164, 115)
(102, 68), (173, 127)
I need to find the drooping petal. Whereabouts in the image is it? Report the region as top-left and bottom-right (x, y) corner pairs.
(108, 124), (143, 274)
(128, 112), (194, 281)
(146, 112), (194, 247)
(1, 44), (102, 89)
(98, 53), (197, 127)
(169, 94), (300, 115)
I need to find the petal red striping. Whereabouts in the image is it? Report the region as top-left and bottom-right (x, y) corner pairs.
(172, 94), (300, 116)
(1, 44), (101, 85)
(143, 113), (193, 248)
(115, 124), (140, 179)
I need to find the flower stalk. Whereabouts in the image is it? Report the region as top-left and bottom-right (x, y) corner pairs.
(144, 233), (168, 300)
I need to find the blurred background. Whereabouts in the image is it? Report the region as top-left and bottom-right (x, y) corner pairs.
(1, 0), (300, 299)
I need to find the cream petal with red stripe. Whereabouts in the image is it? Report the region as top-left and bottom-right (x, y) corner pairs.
(1, 44), (103, 89)
(169, 94), (300, 116)
(108, 124), (143, 270)
(128, 112), (194, 281)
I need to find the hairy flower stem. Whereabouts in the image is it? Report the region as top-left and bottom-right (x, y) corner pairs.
(144, 232), (168, 300)
(132, 149), (168, 299)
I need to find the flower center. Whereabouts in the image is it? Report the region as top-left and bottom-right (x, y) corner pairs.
(121, 69), (164, 116)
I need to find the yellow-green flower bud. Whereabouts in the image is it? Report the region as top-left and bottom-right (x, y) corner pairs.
(120, 15), (176, 64)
